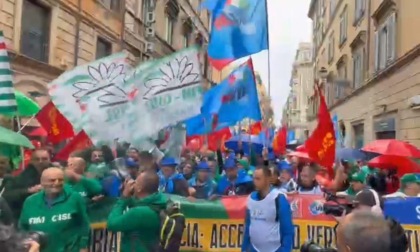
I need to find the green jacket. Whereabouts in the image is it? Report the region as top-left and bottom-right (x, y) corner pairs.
(3, 165), (42, 219)
(19, 186), (90, 252)
(66, 176), (102, 199)
(107, 193), (168, 252)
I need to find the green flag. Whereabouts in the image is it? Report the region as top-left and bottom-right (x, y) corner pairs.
(0, 31), (17, 115)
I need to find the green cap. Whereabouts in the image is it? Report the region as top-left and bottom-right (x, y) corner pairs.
(400, 174), (420, 186)
(350, 172), (365, 183)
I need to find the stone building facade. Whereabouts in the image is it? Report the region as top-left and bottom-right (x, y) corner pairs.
(0, 0), (214, 129)
(284, 42), (313, 142)
(308, 0), (420, 147)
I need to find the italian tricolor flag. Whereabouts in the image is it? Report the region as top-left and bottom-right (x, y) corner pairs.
(0, 31), (17, 115)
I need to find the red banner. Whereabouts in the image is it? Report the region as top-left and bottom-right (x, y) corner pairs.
(54, 131), (92, 161)
(36, 101), (75, 144)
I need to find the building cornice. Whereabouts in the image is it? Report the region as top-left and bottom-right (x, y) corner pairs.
(308, 0), (316, 18)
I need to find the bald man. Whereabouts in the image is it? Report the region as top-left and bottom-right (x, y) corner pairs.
(19, 168), (90, 252)
(65, 157), (102, 199)
(336, 210), (391, 252)
(107, 171), (168, 252)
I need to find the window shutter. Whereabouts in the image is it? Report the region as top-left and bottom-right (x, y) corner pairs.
(388, 13), (397, 61)
(374, 31), (379, 72)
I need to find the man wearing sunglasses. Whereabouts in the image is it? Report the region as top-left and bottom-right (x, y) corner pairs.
(3, 149), (52, 220)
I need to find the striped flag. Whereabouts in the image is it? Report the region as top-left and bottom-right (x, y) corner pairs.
(0, 31), (17, 115)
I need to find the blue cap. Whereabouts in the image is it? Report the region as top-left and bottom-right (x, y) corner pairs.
(277, 161), (292, 171)
(268, 152), (276, 161)
(224, 158), (237, 169)
(125, 158), (138, 168)
(196, 161), (210, 171)
(160, 157), (178, 167)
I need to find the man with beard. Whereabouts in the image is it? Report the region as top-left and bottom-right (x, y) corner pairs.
(4, 149), (52, 219)
(19, 167), (90, 252)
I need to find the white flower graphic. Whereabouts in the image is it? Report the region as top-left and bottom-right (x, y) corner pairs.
(142, 56), (200, 100)
(72, 62), (128, 105)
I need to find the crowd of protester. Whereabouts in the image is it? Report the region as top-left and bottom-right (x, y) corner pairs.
(0, 142), (418, 251)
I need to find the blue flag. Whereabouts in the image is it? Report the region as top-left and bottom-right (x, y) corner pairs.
(185, 59), (261, 135)
(202, 0), (268, 70)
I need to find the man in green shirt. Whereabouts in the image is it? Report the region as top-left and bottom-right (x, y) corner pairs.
(65, 157), (103, 199)
(19, 167), (90, 252)
(107, 171), (167, 252)
(385, 173), (420, 197)
(339, 172), (368, 196)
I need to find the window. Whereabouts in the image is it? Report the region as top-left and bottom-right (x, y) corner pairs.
(182, 33), (189, 48)
(142, 0), (150, 21)
(329, 0), (337, 21)
(96, 37), (112, 59)
(374, 13), (396, 72)
(354, 0), (366, 24)
(353, 48), (365, 88)
(99, 0), (121, 12)
(328, 33), (334, 63)
(165, 15), (175, 44)
(339, 8), (347, 45)
(20, 0), (51, 63)
(353, 124), (364, 149)
(336, 62), (347, 98)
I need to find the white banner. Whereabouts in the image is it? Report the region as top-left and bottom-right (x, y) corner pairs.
(126, 47), (203, 148)
(81, 59), (158, 145)
(48, 53), (131, 132)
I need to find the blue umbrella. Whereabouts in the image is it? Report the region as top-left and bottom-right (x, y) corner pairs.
(225, 134), (266, 155)
(336, 148), (366, 161)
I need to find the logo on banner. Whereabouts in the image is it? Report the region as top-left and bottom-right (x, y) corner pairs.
(290, 198), (302, 218)
(309, 200), (324, 215)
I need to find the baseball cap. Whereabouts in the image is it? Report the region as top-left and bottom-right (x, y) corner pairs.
(400, 173), (420, 186)
(350, 172), (365, 183)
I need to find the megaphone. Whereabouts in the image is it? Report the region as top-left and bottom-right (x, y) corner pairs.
(110, 157), (131, 180)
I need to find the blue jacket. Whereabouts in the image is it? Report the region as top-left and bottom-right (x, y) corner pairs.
(242, 189), (294, 252)
(216, 172), (253, 195)
(188, 177), (217, 199)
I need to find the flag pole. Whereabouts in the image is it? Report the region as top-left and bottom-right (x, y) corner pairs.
(18, 115), (35, 132)
(264, 0), (271, 96)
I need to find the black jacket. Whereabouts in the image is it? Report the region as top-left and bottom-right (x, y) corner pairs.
(0, 197), (13, 225)
(3, 165), (42, 219)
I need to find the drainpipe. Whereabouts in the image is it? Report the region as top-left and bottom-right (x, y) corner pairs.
(366, 0), (371, 75)
(73, 0), (82, 66)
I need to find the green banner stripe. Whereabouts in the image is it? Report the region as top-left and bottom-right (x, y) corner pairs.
(0, 81), (13, 88)
(0, 93), (15, 100)
(168, 195), (230, 219)
(0, 105), (17, 114)
(0, 56), (10, 62)
(0, 69), (12, 75)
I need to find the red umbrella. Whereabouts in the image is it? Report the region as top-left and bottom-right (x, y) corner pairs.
(362, 139), (420, 158)
(367, 155), (420, 176)
(29, 127), (47, 137)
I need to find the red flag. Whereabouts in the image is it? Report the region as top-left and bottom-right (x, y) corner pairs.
(186, 128), (232, 152)
(54, 131), (92, 161)
(207, 127), (232, 151)
(304, 82), (336, 176)
(249, 121), (262, 135)
(272, 126), (287, 155)
(36, 101), (75, 144)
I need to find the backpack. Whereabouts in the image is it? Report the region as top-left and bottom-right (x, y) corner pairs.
(149, 200), (186, 252)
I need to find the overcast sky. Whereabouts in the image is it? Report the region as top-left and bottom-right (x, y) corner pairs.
(252, 0), (312, 125)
